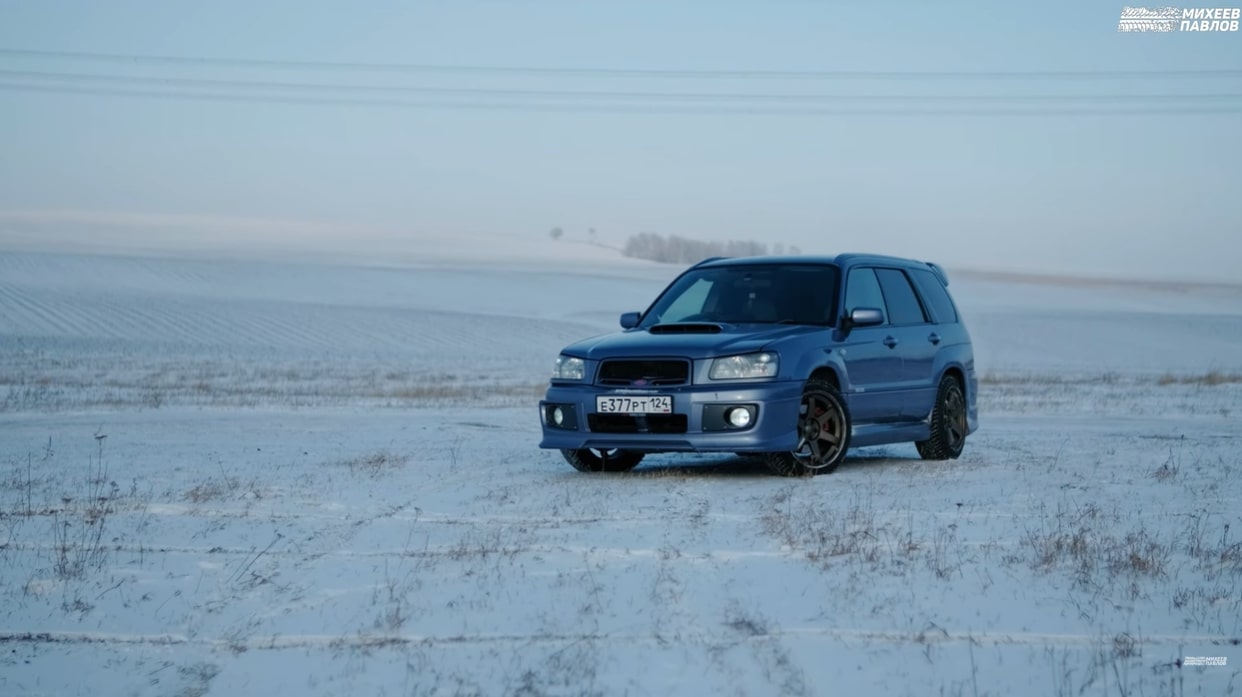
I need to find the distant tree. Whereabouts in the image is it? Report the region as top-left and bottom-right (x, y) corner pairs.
(622, 232), (772, 264)
(549, 226), (563, 241)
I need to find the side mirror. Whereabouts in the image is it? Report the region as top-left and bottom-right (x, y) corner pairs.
(848, 307), (884, 328)
(619, 311), (641, 329)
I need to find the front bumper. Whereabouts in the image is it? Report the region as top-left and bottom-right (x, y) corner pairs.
(538, 380), (803, 453)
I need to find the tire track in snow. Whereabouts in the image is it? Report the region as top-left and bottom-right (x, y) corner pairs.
(1, 539), (1012, 561)
(1, 628), (1235, 651)
(1, 541), (797, 561)
(2, 504), (1048, 527)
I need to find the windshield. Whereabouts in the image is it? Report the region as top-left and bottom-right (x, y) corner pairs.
(639, 264), (839, 328)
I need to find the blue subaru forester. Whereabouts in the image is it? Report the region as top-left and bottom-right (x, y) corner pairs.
(538, 254), (979, 476)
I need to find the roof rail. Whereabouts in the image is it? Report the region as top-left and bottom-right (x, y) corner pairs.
(692, 256), (731, 267)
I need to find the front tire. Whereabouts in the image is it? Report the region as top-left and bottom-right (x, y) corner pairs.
(764, 379), (851, 477)
(561, 448), (644, 473)
(916, 374), (968, 460)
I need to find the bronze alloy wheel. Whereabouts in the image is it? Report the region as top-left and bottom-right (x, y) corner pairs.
(764, 379), (851, 476)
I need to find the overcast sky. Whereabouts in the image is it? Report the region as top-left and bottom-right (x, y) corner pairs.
(0, 1), (1238, 281)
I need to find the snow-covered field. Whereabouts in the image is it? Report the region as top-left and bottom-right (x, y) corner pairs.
(2, 247), (1241, 696)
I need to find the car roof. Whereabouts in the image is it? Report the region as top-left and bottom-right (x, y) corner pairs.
(693, 253), (950, 284)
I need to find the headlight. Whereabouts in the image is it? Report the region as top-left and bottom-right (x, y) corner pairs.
(552, 355), (586, 381)
(709, 352), (779, 380)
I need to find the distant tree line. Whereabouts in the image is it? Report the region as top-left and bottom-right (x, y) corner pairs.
(622, 232), (801, 264)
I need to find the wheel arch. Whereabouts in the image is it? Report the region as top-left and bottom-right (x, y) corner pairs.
(934, 364), (967, 414)
(940, 365), (965, 391)
(808, 366), (841, 389)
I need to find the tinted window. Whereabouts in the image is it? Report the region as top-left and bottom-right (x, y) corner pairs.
(769, 265), (839, 325)
(909, 268), (959, 324)
(875, 268), (928, 325)
(844, 268), (887, 324)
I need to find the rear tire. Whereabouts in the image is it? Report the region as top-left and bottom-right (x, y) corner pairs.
(916, 375), (968, 460)
(764, 379), (851, 477)
(561, 448), (644, 473)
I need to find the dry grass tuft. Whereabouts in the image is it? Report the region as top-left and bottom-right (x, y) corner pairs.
(184, 477), (240, 504)
(1156, 371), (1242, 387)
(339, 450), (411, 477)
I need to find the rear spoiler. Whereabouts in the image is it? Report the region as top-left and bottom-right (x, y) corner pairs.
(924, 261), (950, 286)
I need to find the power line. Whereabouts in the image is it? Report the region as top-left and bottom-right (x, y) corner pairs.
(2, 69), (1238, 104)
(4, 82), (1240, 115)
(2, 47), (1241, 81)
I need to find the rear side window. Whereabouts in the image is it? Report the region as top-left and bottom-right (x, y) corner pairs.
(844, 268), (887, 324)
(875, 268), (928, 325)
(909, 268), (959, 324)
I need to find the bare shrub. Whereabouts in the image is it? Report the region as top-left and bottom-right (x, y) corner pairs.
(51, 433), (115, 581)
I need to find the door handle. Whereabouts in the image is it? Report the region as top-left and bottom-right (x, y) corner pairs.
(928, 332), (941, 345)
(883, 336), (898, 349)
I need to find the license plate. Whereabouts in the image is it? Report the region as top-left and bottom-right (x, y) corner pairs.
(596, 395), (673, 414)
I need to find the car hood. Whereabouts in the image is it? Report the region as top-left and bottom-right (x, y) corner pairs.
(563, 323), (827, 360)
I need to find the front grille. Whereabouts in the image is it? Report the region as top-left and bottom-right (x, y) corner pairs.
(597, 359), (690, 387)
(588, 414), (688, 434)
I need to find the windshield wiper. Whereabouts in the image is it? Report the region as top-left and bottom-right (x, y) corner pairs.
(776, 318), (832, 326)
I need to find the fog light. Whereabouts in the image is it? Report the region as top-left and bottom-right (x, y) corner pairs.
(552, 407), (565, 426)
(727, 407), (752, 428)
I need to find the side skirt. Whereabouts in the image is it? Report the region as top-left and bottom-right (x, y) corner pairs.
(849, 421), (932, 448)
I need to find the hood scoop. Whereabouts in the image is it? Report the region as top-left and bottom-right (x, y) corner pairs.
(648, 323), (723, 335)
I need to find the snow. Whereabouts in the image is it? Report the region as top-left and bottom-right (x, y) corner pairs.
(1, 248), (1240, 695)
